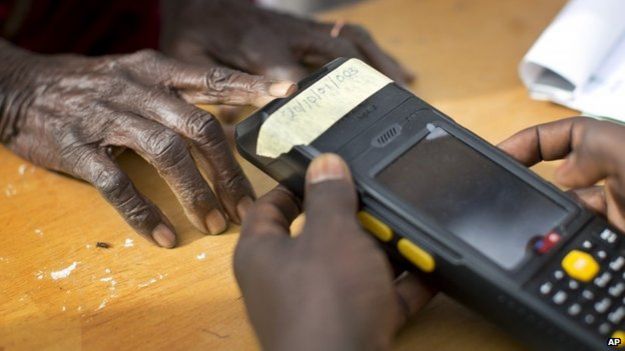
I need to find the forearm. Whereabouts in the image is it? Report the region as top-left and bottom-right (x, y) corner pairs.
(159, 0), (251, 46)
(0, 39), (37, 143)
(160, 0), (249, 15)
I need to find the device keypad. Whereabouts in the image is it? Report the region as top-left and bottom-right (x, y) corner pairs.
(568, 303), (582, 316)
(568, 280), (580, 290)
(553, 270), (565, 281)
(534, 227), (625, 338)
(595, 297), (612, 314)
(582, 240), (594, 250)
(599, 322), (612, 335)
(582, 289), (595, 301)
(610, 257), (625, 271)
(609, 306), (625, 324)
(609, 282), (625, 298)
(562, 250), (600, 282)
(553, 291), (568, 305)
(595, 271), (613, 288)
(540, 281), (554, 295)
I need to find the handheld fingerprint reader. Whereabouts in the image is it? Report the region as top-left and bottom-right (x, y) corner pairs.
(235, 58), (625, 351)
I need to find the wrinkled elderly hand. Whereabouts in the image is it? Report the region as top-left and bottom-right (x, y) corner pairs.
(499, 117), (625, 231)
(161, 0), (414, 84)
(234, 154), (434, 351)
(0, 40), (294, 247)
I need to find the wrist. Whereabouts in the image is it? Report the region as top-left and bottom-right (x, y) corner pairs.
(262, 305), (387, 351)
(0, 40), (39, 143)
(271, 326), (388, 351)
(272, 332), (361, 351)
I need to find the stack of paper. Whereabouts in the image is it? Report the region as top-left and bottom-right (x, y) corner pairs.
(519, 0), (625, 122)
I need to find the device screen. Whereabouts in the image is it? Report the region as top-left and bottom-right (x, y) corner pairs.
(376, 127), (569, 270)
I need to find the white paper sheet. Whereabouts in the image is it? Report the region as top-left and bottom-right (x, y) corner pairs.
(519, 0), (625, 121)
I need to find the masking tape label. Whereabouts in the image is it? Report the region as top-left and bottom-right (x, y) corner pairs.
(256, 58), (392, 158)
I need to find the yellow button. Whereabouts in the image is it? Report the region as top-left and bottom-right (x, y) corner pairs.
(358, 211), (393, 242)
(397, 238), (435, 273)
(612, 331), (625, 348)
(561, 250), (600, 282)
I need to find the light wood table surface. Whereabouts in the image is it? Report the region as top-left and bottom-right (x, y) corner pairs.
(0, 0), (576, 350)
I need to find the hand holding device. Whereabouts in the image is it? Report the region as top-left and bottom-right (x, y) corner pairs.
(499, 117), (625, 231)
(234, 154), (434, 351)
(236, 58), (625, 349)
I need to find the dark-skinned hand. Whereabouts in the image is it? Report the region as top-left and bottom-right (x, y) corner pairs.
(0, 40), (295, 248)
(161, 0), (414, 123)
(234, 154), (435, 351)
(161, 0), (414, 84)
(499, 117), (625, 231)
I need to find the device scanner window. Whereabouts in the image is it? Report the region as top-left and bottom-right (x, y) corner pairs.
(376, 127), (569, 270)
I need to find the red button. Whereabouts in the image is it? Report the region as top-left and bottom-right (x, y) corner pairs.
(535, 232), (562, 254)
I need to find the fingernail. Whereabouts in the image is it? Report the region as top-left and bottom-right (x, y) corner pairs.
(152, 224), (176, 248)
(269, 81), (297, 97)
(307, 154), (349, 184)
(205, 209), (227, 235)
(237, 196), (254, 221)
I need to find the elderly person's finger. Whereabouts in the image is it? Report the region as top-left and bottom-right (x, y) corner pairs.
(75, 149), (177, 248)
(116, 49), (296, 107)
(106, 113), (227, 235)
(114, 84), (255, 224)
(221, 29), (310, 82)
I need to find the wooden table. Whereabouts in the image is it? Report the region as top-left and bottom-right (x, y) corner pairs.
(0, 0), (576, 349)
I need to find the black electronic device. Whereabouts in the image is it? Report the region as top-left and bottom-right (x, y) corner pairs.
(235, 58), (625, 350)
